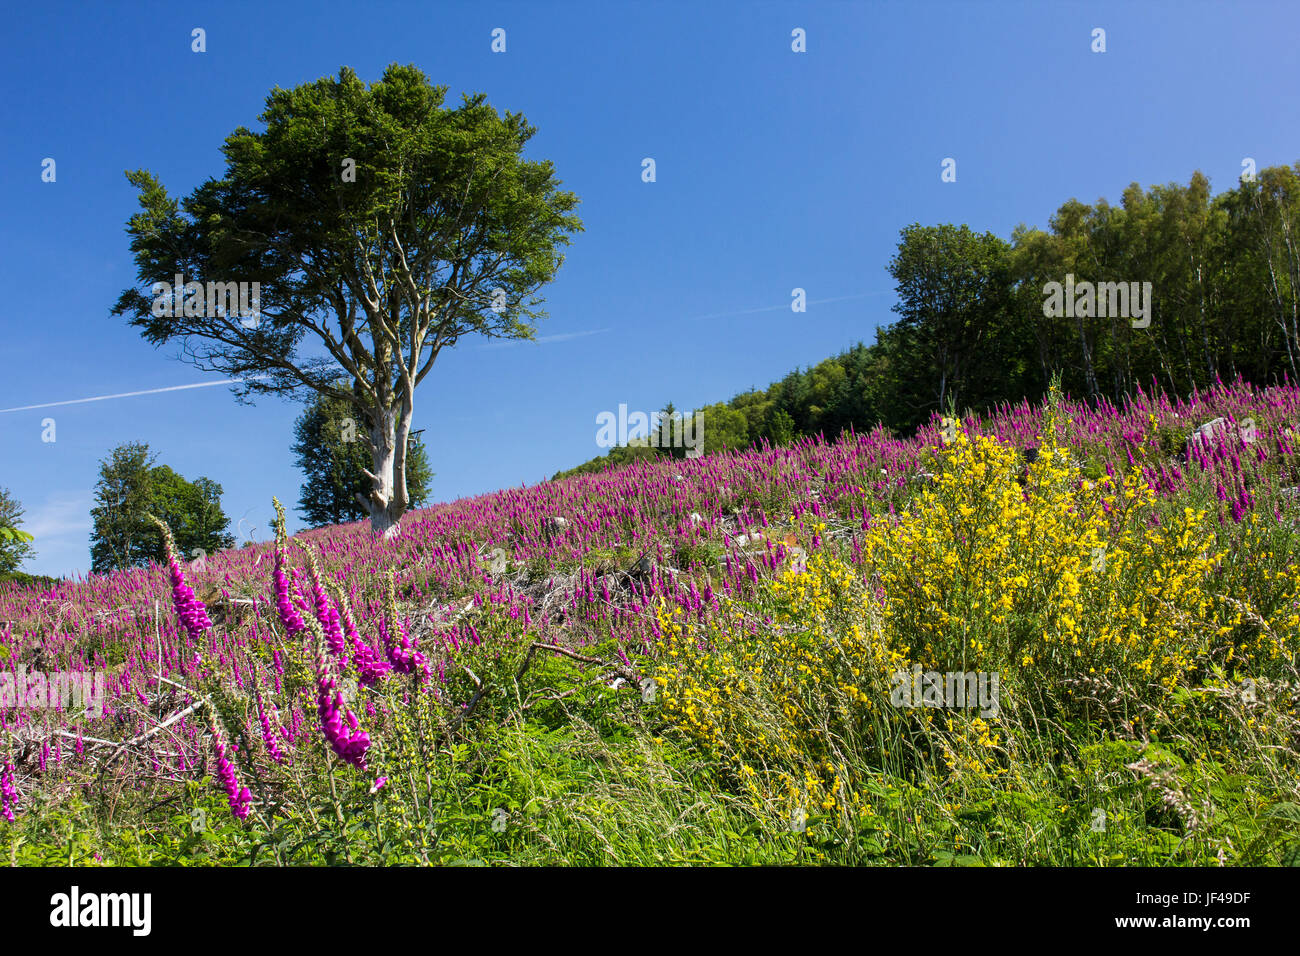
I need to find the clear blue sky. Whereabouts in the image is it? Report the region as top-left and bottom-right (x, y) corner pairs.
(1, 0), (1297, 578)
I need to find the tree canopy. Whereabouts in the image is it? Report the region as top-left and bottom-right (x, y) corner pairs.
(113, 63), (582, 535)
(89, 442), (235, 573)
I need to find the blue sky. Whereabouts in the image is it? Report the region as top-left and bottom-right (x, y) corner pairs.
(1, 0), (1297, 578)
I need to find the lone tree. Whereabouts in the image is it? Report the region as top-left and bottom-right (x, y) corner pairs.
(112, 64), (583, 536)
(292, 383), (434, 528)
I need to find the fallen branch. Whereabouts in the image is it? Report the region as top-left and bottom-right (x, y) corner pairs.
(515, 641), (643, 688)
(447, 666), (489, 732)
(53, 699), (207, 756)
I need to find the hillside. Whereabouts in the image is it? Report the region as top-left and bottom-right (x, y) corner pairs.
(1, 379), (1299, 864)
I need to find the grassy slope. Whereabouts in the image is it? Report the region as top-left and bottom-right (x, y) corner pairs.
(1, 381), (1300, 865)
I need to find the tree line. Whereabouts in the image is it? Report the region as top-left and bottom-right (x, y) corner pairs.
(558, 162), (1300, 476)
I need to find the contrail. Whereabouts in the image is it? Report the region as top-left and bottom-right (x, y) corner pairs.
(0, 377), (266, 414)
(0, 292), (886, 413)
(477, 327), (611, 350)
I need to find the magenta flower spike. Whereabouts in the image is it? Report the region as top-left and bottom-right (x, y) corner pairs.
(301, 545), (347, 659)
(273, 560), (306, 635)
(144, 515), (214, 641)
(271, 497), (307, 635)
(0, 763), (18, 822)
(315, 651), (372, 769)
(256, 689), (289, 764)
(211, 725), (252, 820)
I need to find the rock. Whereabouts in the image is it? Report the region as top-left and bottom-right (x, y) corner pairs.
(630, 555), (655, 577)
(1186, 418), (1259, 455)
(688, 512), (704, 525)
(1188, 418), (1229, 451)
(729, 530), (766, 549)
(541, 516), (568, 540)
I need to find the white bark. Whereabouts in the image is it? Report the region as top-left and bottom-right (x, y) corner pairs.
(353, 399), (413, 538)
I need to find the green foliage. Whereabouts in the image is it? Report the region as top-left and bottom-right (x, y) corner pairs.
(552, 443), (658, 481)
(111, 63), (583, 532)
(89, 442), (235, 573)
(0, 571), (59, 590)
(766, 408), (796, 446)
(885, 223), (1025, 429)
(695, 404), (749, 454)
(555, 163), (1300, 477)
(0, 487), (35, 575)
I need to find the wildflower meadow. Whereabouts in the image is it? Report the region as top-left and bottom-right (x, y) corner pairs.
(1, 379), (1298, 866)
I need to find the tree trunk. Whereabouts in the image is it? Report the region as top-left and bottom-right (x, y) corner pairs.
(356, 400), (413, 539)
